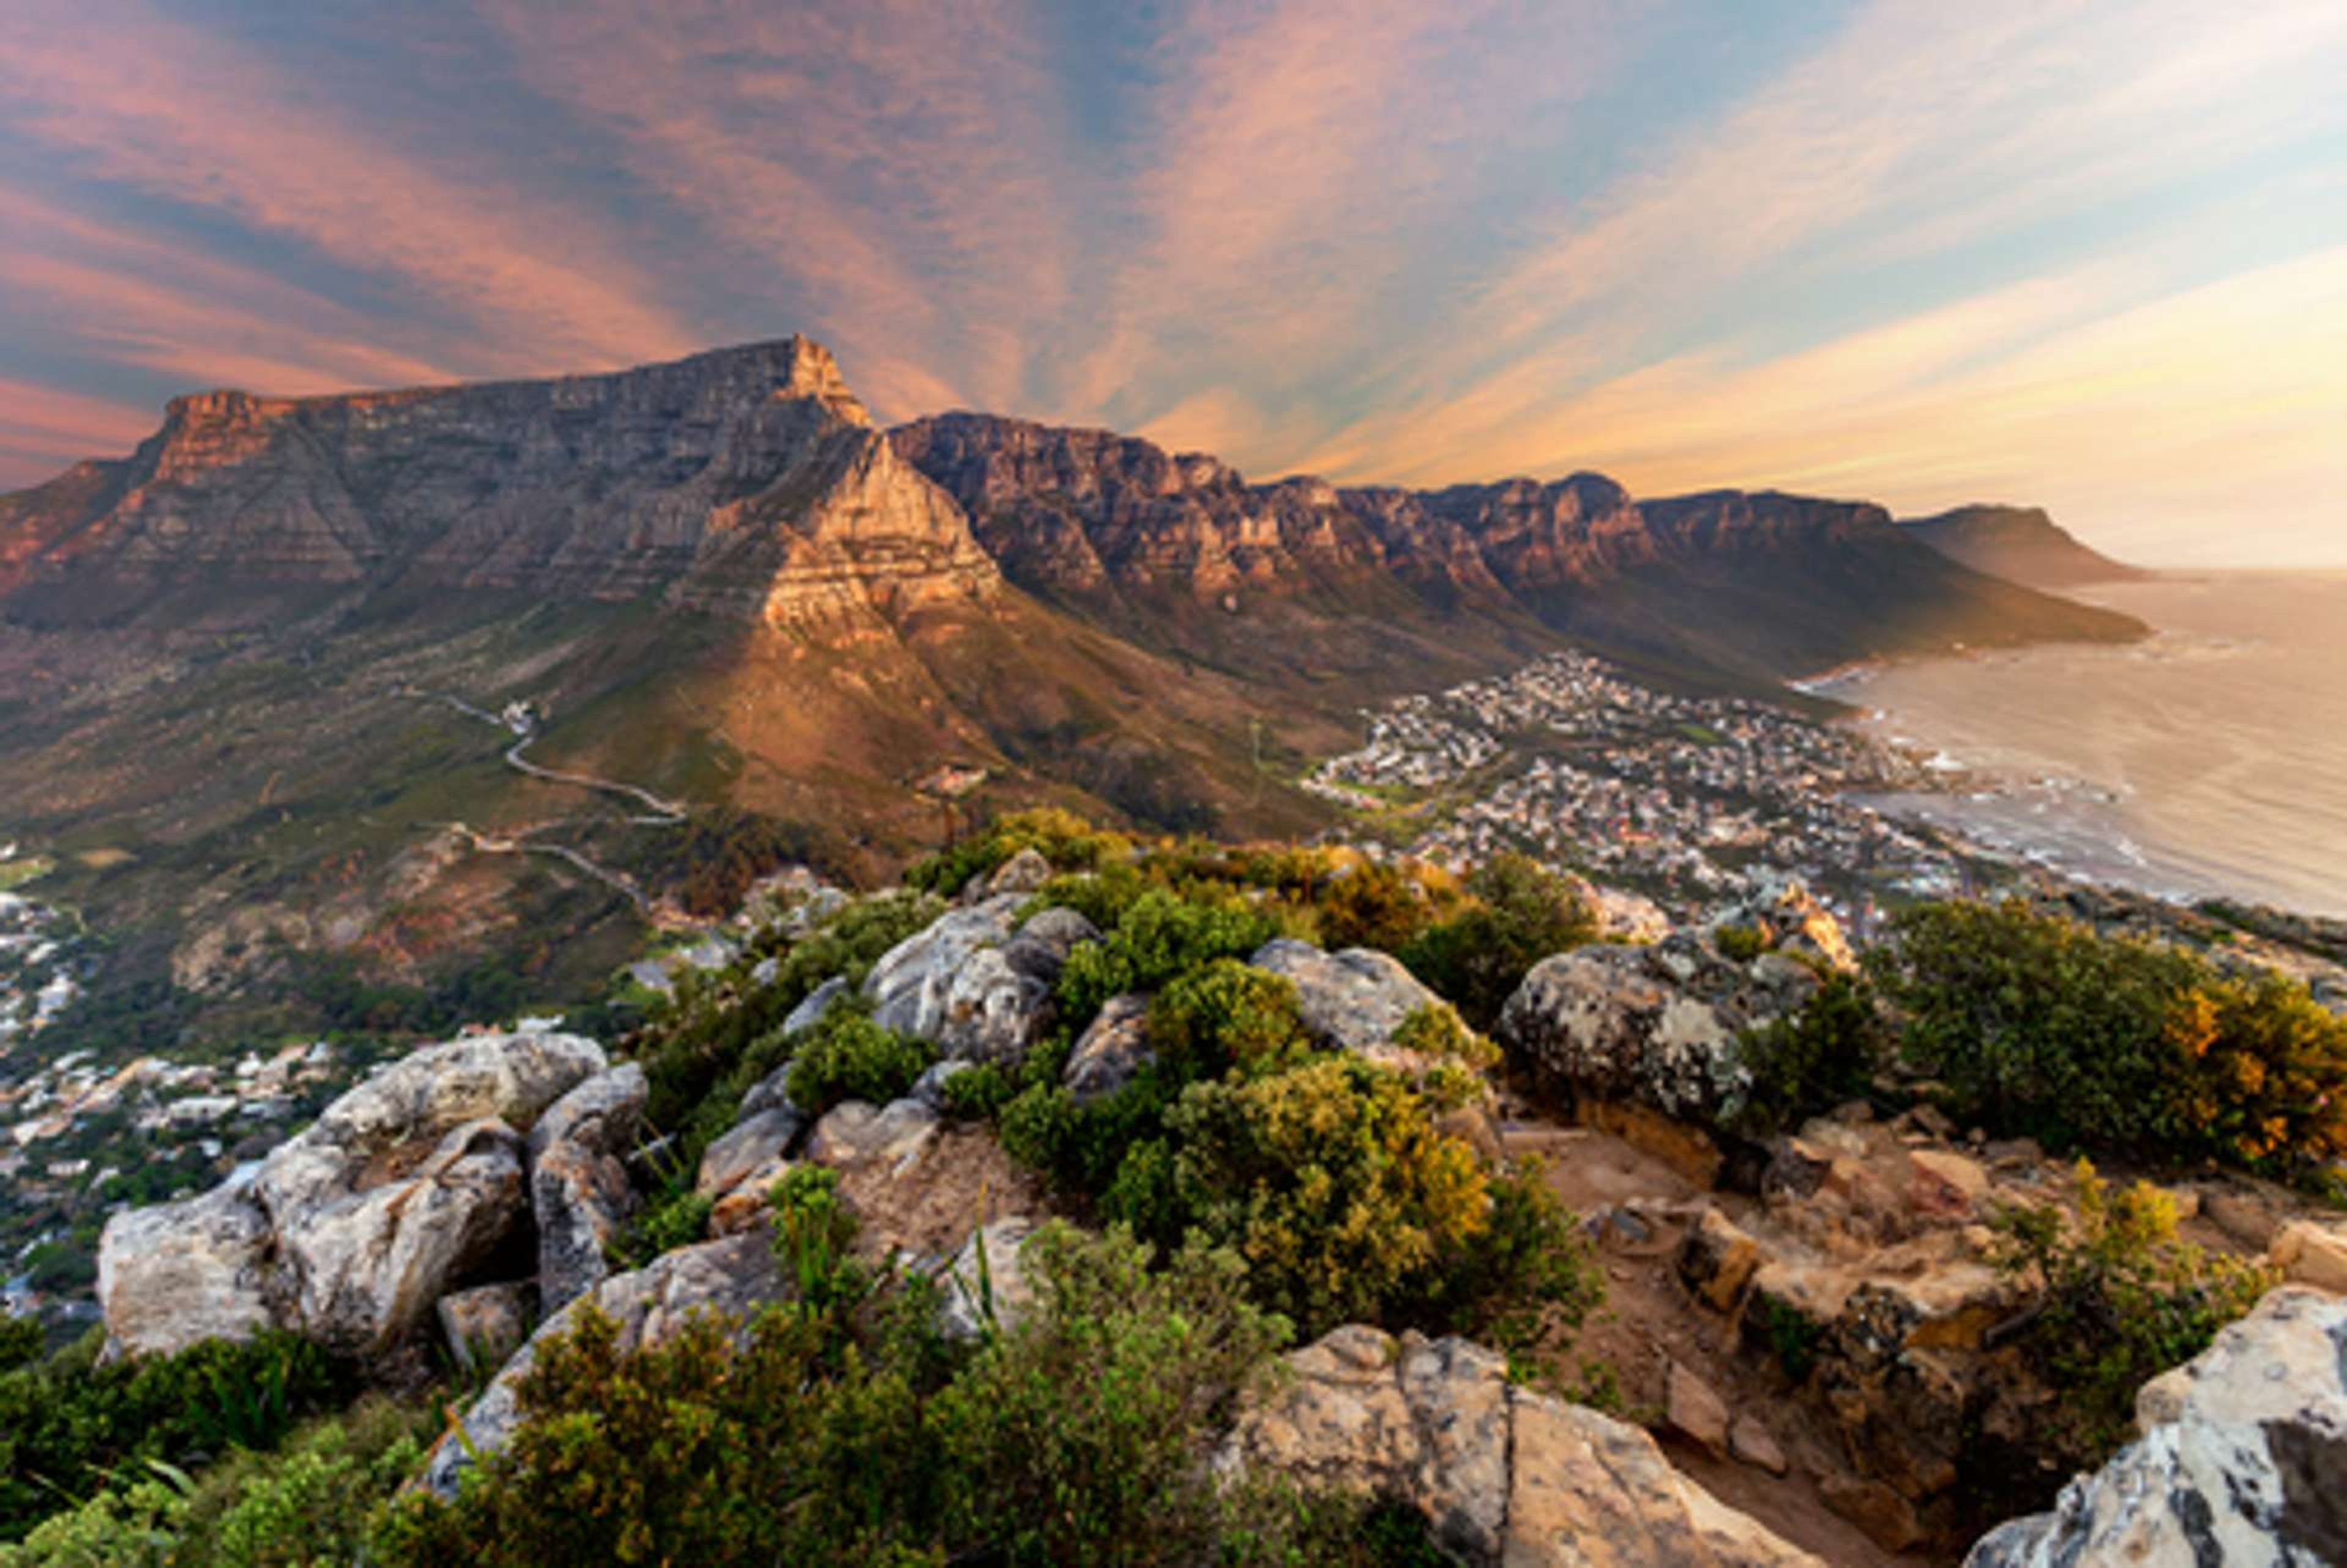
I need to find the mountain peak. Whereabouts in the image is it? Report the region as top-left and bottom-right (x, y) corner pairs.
(1900, 502), (2144, 588)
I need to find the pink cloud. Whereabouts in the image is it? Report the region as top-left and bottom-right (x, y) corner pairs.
(0, 0), (699, 370)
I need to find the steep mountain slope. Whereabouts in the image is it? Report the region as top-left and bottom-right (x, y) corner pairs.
(895, 414), (2145, 686)
(1899, 504), (2145, 589)
(0, 339), (2147, 1035)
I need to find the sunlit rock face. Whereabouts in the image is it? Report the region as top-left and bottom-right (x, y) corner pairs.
(0, 337), (998, 632)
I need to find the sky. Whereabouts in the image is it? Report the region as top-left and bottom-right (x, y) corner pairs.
(1, 1), (2343, 566)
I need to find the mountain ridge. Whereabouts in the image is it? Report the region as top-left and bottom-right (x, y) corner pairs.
(1899, 502), (2146, 589)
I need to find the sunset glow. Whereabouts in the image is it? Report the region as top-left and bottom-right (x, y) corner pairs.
(2, 0), (2343, 564)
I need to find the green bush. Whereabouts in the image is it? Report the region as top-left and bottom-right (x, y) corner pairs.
(785, 1009), (934, 1118)
(369, 1222), (1382, 1568)
(1988, 1162), (2275, 1470)
(1875, 899), (2347, 1168)
(1057, 888), (1287, 1029)
(906, 808), (1132, 898)
(1313, 861), (1441, 954)
(0, 1332), (349, 1544)
(1401, 854), (1596, 1029)
(1147, 959), (1310, 1078)
(938, 1063), (1015, 1121)
(1166, 1056), (1490, 1337)
(1733, 971), (1886, 1135)
(0, 1319), (40, 1377)
(1713, 923), (1771, 963)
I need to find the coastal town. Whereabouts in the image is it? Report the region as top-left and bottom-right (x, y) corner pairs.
(1306, 650), (1980, 925)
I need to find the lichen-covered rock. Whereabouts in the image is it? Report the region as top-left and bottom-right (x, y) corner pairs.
(95, 1178), (276, 1360)
(863, 896), (1094, 1064)
(531, 1064), (647, 1312)
(1062, 993), (1155, 1105)
(697, 1107), (806, 1199)
(1963, 1287), (2347, 1568)
(936, 1218), (1041, 1340)
(778, 975), (850, 1040)
(1249, 937), (1453, 1070)
(97, 1030), (606, 1358)
(805, 1097), (941, 1179)
(1499, 945), (1747, 1122)
(1218, 1325), (1822, 1567)
(424, 1227), (785, 1495)
(270, 1117), (527, 1352)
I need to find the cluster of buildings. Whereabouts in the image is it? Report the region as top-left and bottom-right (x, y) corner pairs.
(0, 890), (82, 1055)
(1309, 651), (1975, 922)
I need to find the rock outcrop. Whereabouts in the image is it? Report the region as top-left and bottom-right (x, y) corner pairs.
(862, 896), (1093, 1064)
(1218, 1325), (1822, 1566)
(97, 1030), (606, 1358)
(425, 1227), (785, 1495)
(1250, 937), (1457, 1071)
(2, 338), (997, 634)
(1964, 1287), (2347, 1568)
(529, 1064), (647, 1313)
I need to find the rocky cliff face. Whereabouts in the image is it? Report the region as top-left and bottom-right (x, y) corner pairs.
(1, 337), (997, 632)
(894, 413), (2146, 677)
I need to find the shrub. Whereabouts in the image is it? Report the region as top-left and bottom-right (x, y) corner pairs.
(1401, 854), (1596, 1029)
(1733, 971), (1886, 1135)
(1313, 861), (1438, 954)
(0, 1332), (348, 1544)
(1057, 887), (1287, 1028)
(1389, 1003), (1500, 1074)
(1167, 1056), (1489, 1336)
(785, 1009), (934, 1118)
(1398, 1162), (1603, 1379)
(1875, 899), (2347, 1168)
(1988, 1161), (2275, 1470)
(0, 1319), (39, 1376)
(369, 1223), (1337, 1568)
(906, 808), (1131, 898)
(1713, 922), (1770, 963)
(938, 1063), (1015, 1121)
(1147, 959), (1310, 1078)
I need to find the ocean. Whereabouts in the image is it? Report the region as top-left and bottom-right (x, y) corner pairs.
(1810, 571), (2347, 919)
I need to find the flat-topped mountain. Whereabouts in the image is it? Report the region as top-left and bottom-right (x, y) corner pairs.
(0, 337), (996, 633)
(1900, 503), (2146, 590)
(0, 338), (2150, 1041)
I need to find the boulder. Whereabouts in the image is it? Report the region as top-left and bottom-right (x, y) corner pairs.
(937, 1217), (1041, 1340)
(805, 1097), (941, 1180)
(738, 1065), (810, 1132)
(1218, 1325), (1823, 1567)
(710, 1159), (792, 1236)
(1249, 938), (1453, 1069)
(98, 1029), (606, 1358)
(1908, 1149), (1991, 1220)
(438, 1281), (530, 1375)
(779, 975), (850, 1040)
(698, 1107), (805, 1198)
(530, 1065), (646, 1313)
(1062, 994), (1155, 1105)
(1499, 945), (1749, 1124)
(862, 896), (1093, 1064)
(1964, 1287), (2347, 1567)
(1666, 1360), (1731, 1457)
(268, 1117), (527, 1352)
(425, 1227), (785, 1496)
(911, 1058), (977, 1112)
(1730, 1415), (1788, 1476)
(95, 1178), (276, 1360)
(980, 846), (1052, 896)
(2269, 1218), (2347, 1295)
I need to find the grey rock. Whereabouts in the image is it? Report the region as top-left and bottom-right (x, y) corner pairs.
(270, 1117), (527, 1353)
(1497, 945), (1754, 1126)
(1249, 937), (1452, 1069)
(779, 975), (849, 1039)
(98, 1030), (606, 1358)
(863, 896), (1092, 1064)
(938, 1218), (1042, 1341)
(95, 1178), (276, 1360)
(805, 1097), (941, 1179)
(425, 1228), (785, 1495)
(981, 846), (1052, 896)
(697, 1108), (805, 1198)
(913, 1058), (977, 1112)
(438, 1281), (530, 1376)
(1063, 994), (1155, 1105)
(1963, 1286), (2347, 1568)
(531, 1066), (647, 1313)
(739, 1064), (809, 1126)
